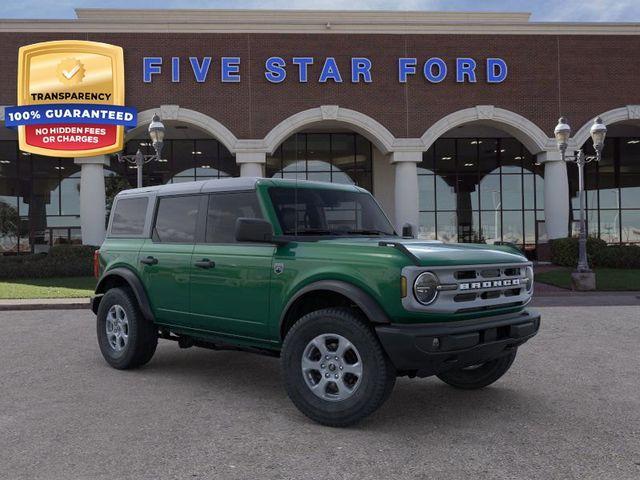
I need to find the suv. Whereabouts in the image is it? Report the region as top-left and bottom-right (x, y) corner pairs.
(92, 177), (539, 426)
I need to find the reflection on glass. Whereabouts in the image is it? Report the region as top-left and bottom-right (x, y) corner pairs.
(501, 175), (523, 210)
(599, 209), (620, 243)
(418, 174), (435, 211)
(481, 209), (502, 243)
(266, 133), (373, 192)
(621, 210), (640, 243)
(435, 176), (456, 210)
(502, 211), (523, 244)
(418, 211), (436, 240)
(479, 175), (501, 211)
(437, 211), (457, 242)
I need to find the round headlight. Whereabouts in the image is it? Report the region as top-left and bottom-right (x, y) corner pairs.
(414, 272), (439, 305)
(524, 266), (534, 293)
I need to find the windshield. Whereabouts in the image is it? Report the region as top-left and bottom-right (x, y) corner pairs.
(268, 187), (396, 236)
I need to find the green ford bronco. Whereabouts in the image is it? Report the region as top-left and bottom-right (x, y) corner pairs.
(92, 177), (539, 426)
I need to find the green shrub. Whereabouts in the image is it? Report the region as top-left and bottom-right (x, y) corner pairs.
(0, 245), (95, 279)
(550, 237), (640, 268)
(593, 245), (640, 268)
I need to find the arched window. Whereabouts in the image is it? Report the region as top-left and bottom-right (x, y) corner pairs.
(266, 133), (373, 192)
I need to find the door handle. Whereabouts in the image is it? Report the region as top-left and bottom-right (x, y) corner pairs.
(194, 259), (215, 269)
(140, 256), (158, 266)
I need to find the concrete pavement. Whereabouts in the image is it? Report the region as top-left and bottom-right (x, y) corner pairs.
(0, 307), (639, 479)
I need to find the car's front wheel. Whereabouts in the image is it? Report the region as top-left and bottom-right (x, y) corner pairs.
(96, 287), (158, 370)
(281, 308), (396, 427)
(436, 350), (517, 390)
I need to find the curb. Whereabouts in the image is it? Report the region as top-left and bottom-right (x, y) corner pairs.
(0, 298), (91, 311)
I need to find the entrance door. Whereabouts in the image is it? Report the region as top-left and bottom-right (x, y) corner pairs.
(139, 194), (201, 327)
(189, 191), (274, 340)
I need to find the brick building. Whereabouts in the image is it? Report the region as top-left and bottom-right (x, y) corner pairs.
(0, 9), (639, 255)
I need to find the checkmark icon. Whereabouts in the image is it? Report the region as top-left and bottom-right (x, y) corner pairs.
(62, 64), (80, 79)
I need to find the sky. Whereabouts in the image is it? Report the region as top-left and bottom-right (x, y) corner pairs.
(0, 0), (639, 22)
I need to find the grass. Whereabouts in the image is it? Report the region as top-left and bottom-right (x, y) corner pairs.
(0, 276), (96, 299)
(536, 268), (640, 291)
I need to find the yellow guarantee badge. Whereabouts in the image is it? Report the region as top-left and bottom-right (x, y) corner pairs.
(5, 40), (136, 158)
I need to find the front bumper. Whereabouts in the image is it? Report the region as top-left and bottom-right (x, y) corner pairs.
(375, 309), (540, 377)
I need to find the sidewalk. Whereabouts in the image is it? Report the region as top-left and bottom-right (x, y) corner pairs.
(1, 289), (638, 311)
(0, 297), (90, 311)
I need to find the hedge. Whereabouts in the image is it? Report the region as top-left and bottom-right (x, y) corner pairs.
(0, 245), (95, 279)
(550, 237), (640, 268)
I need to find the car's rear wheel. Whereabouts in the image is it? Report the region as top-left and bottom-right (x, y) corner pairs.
(97, 287), (158, 370)
(281, 308), (396, 427)
(436, 350), (517, 390)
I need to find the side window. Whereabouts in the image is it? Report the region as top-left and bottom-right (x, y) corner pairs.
(153, 195), (200, 243)
(206, 191), (263, 243)
(110, 197), (148, 236)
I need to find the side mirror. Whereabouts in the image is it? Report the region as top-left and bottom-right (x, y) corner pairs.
(235, 218), (275, 243)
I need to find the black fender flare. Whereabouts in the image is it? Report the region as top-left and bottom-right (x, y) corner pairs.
(92, 267), (155, 322)
(280, 280), (391, 332)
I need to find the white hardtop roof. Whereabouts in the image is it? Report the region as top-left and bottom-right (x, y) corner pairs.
(115, 177), (364, 198)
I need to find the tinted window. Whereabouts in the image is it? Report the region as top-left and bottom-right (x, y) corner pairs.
(268, 187), (395, 236)
(206, 192), (262, 243)
(110, 197), (148, 236)
(154, 195), (200, 243)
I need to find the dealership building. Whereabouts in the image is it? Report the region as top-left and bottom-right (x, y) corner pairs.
(0, 8), (639, 256)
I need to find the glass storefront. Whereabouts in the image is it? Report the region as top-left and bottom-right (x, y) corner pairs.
(417, 137), (544, 253)
(569, 137), (640, 244)
(3, 130), (639, 254)
(115, 138), (239, 185)
(0, 138), (237, 253)
(266, 133), (373, 192)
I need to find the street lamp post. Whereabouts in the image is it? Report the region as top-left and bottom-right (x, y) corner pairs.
(553, 116), (607, 280)
(117, 113), (166, 188)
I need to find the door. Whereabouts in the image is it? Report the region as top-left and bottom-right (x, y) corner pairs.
(139, 194), (202, 326)
(189, 191), (274, 340)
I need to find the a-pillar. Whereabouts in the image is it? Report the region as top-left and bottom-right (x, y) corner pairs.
(391, 151), (421, 236)
(538, 151), (569, 239)
(74, 155), (109, 246)
(237, 151), (266, 177)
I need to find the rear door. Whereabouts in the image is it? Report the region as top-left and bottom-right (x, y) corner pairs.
(139, 194), (202, 327)
(189, 191), (274, 340)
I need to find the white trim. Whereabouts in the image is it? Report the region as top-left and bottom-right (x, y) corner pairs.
(420, 105), (553, 154)
(0, 9), (639, 35)
(263, 106), (396, 155)
(572, 105), (640, 148)
(127, 106), (239, 153)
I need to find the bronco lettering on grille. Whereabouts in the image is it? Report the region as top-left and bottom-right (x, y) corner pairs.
(459, 278), (521, 290)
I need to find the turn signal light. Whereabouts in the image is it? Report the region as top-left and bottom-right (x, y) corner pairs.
(401, 276), (407, 298)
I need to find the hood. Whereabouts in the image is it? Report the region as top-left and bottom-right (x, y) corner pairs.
(318, 237), (527, 267)
(399, 240), (527, 267)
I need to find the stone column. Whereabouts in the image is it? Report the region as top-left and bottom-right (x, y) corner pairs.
(391, 151), (421, 236)
(74, 155), (109, 246)
(236, 151), (266, 177)
(538, 151), (569, 240)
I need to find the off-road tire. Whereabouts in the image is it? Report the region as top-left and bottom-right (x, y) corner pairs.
(281, 308), (396, 427)
(436, 349), (517, 390)
(97, 287), (158, 370)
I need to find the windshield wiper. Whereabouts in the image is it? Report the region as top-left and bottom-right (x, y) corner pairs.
(285, 228), (337, 235)
(347, 229), (392, 236)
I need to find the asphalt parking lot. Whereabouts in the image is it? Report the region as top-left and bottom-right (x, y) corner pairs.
(1, 306), (639, 480)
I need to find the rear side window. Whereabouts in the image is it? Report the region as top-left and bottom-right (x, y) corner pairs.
(110, 197), (148, 236)
(205, 192), (263, 243)
(153, 195), (200, 243)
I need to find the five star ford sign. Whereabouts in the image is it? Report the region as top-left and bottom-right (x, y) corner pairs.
(4, 40), (137, 157)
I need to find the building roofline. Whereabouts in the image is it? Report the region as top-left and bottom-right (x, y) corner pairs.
(0, 9), (638, 35)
